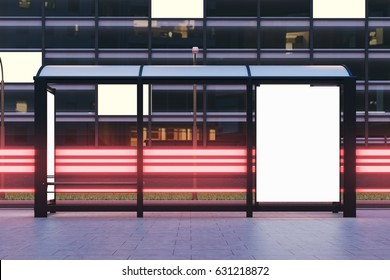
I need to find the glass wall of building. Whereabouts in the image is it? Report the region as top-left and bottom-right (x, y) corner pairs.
(1, 0), (390, 149)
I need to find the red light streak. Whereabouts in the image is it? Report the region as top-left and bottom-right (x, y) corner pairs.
(0, 149), (35, 156)
(56, 159), (137, 163)
(144, 166), (246, 173)
(56, 166), (137, 173)
(56, 149), (137, 156)
(144, 149), (246, 157)
(0, 166), (34, 173)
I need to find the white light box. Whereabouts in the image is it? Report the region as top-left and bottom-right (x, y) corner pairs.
(0, 52), (42, 83)
(313, 0), (365, 19)
(151, 0), (203, 18)
(256, 85), (340, 203)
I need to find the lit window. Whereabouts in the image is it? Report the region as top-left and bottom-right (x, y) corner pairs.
(0, 52), (42, 83)
(19, 0), (31, 8)
(151, 0), (203, 18)
(313, 0), (365, 18)
(98, 85), (149, 116)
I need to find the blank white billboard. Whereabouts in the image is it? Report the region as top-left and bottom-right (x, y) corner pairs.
(256, 85), (340, 202)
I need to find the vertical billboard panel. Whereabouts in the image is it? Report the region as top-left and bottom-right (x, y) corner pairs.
(256, 85), (340, 202)
(47, 90), (55, 201)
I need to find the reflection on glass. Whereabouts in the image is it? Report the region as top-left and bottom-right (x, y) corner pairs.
(152, 20), (203, 49)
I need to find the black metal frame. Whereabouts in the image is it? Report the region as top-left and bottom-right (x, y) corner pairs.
(34, 65), (356, 218)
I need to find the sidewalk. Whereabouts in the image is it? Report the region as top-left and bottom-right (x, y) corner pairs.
(1, 208), (390, 260)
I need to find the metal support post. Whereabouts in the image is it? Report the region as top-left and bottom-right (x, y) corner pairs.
(343, 78), (357, 217)
(246, 81), (254, 218)
(137, 79), (144, 218)
(34, 78), (48, 217)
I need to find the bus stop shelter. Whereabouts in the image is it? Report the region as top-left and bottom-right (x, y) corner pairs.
(33, 65), (356, 218)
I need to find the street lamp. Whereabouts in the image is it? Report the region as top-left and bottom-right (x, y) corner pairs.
(192, 46), (199, 147)
(0, 57), (4, 199)
(192, 47), (199, 200)
(0, 57), (4, 148)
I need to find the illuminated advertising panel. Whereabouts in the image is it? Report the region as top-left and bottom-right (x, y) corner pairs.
(256, 85), (340, 202)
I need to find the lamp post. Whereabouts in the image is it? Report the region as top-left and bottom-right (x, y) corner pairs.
(0, 58), (4, 199)
(192, 47), (199, 200)
(0, 57), (4, 148)
(192, 47), (198, 147)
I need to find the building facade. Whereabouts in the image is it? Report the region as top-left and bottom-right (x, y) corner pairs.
(0, 0), (390, 148)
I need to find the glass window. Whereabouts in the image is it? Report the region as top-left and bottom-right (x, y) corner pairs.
(5, 122), (34, 146)
(260, 21), (310, 49)
(150, 123), (203, 146)
(55, 86), (96, 113)
(56, 122), (95, 146)
(260, 0), (310, 17)
(0, 0), (42, 16)
(206, 0), (257, 17)
(98, 122), (135, 146)
(98, 20), (148, 49)
(0, 20), (42, 49)
(369, 88), (390, 111)
(98, 0), (148, 17)
(313, 23), (365, 49)
(206, 85), (246, 112)
(368, 0), (390, 17)
(313, 0), (365, 19)
(45, 20), (95, 48)
(152, 20), (203, 49)
(152, 85), (203, 113)
(45, 0), (95, 16)
(206, 122), (246, 146)
(5, 87), (34, 113)
(368, 24), (390, 48)
(151, 0), (203, 19)
(369, 57), (390, 80)
(207, 20), (257, 48)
